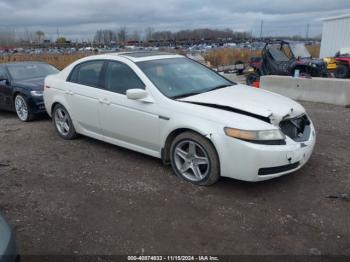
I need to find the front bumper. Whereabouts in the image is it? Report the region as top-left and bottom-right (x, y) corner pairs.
(212, 122), (316, 182)
(27, 96), (46, 114)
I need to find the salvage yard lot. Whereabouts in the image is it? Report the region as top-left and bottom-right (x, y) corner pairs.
(0, 101), (349, 256)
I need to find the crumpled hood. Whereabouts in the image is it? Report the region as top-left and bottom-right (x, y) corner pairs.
(179, 85), (305, 125)
(13, 77), (45, 91)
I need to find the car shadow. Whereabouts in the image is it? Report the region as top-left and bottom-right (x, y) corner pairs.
(78, 134), (301, 193)
(0, 110), (16, 119)
(0, 111), (50, 122)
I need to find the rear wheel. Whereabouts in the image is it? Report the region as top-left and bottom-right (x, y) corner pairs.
(170, 131), (220, 186)
(335, 64), (349, 78)
(14, 94), (33, 122)
(53, 104), (78, 140)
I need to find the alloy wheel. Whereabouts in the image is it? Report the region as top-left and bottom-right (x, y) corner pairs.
(15, 95), (29, 121)
(54, 108), (70, 136)
(173, 140), (210, 182)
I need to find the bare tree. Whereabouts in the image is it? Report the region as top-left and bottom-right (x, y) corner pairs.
(35, 30), (45, 43)
(117, 27), (128, 45)
(144, 27), (155, 41)
(93, 29), (117, 45)
(129, 30), (141, 42)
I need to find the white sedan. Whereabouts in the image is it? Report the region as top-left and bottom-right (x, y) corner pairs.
(44, 52), (316, 186)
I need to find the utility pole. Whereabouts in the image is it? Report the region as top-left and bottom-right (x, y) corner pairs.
(306, 24), (310, 41)
(56, 27), (60, 40)
(260, 20), (264, 40)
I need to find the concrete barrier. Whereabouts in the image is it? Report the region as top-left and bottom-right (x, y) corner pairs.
(260, 75), (350, 107)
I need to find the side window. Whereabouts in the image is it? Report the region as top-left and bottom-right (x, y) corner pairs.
(70, 61), (104, 88)
(105, 62), (144, 95)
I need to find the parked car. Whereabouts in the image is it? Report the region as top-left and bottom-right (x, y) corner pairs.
(246, 40), (328, 85)
(0, 214), (18, 262)
(44, 52), (316, 186)
(0, 62), (59, 121)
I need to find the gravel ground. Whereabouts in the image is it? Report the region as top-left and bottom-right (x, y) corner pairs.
(0, 101), (349, 257)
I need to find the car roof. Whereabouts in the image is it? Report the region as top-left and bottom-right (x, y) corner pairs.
(120, 51), (173, 58)
(101, 51), (183, 62)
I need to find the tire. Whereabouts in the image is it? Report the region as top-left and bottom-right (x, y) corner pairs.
(246, 72), (260, 86)
(52, 104), (78, 140)
(14, 94), (34, 122)
(335, 64), (349, 78)
(170, 131), (220, 186)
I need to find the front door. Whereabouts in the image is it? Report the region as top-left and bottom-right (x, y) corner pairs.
(99, 61), (161, 157)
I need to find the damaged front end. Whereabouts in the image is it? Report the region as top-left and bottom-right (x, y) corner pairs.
(182, 100), (312, 144)
(279, 114), (312, 142)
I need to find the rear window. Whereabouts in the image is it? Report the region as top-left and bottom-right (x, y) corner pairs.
(7, 63), (58, 80)
(69, 61), (104, 88)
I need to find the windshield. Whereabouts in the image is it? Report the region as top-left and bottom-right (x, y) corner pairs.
(268, 45), (290, 62)
(290, 43), (311, 58)
(137, 57), (233, 99)
(7, 63), (59, 80)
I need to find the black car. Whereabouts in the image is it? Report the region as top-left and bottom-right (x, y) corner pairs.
(246, 40), (328, 85)
(0, 214), (17, 262)
(0, 62), (59, 121)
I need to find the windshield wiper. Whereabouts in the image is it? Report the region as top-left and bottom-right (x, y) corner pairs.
(172, 92), (202, 99)
(172, 84), (232, 99)
(206, 84), (232, 92)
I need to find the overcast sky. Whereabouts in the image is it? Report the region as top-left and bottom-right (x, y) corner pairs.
(1, 0), (350, 40)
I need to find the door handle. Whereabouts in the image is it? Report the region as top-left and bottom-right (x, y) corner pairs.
(64, 90), (74, 95)
(99, 98), (111, 105)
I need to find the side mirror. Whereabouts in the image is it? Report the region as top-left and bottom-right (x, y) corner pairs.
(126, 89), (148, 100)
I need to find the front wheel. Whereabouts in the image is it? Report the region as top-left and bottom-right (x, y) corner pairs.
(52, 104), (78, 140)
(14, 94), (33, 122)
(170, 132), (220, 186)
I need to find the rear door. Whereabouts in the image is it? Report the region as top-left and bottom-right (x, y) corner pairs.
(64, 60), (105, 139)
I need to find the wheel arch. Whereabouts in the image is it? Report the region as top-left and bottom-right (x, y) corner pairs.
(50, 98), (71, 116)
(161, 127), (218, 165)
(13, 89), (28, 101)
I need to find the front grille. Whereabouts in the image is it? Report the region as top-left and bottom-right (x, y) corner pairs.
(280, 115), (311, 142)
(258, 162), (300, 176)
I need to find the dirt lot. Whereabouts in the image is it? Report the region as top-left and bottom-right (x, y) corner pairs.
(0, 101), (349, 257)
